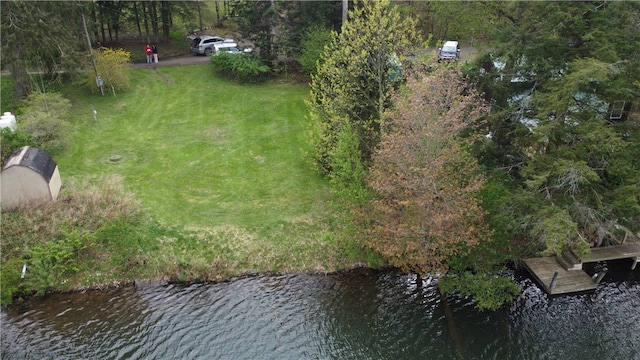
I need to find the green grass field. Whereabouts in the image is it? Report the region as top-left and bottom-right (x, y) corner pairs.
(61, 67), (321, 229)
(1, 65), (381, 303)
(57, 66), (376, 279)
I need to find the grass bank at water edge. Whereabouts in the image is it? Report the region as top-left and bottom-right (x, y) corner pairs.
(0, 67), (383, 304)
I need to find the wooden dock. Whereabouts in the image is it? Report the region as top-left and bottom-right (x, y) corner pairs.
(584, 244), (640, 268)
(523, 243), (640, 295)
(523, 257), (598, 295)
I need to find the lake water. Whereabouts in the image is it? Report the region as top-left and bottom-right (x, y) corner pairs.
(2, 262), (639, 360)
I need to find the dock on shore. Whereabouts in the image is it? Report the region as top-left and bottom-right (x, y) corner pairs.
(585, 244), (640, 268)
(523, 243), (640, 295)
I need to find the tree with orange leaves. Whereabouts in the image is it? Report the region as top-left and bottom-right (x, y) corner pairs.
(364, 68), (491, 277)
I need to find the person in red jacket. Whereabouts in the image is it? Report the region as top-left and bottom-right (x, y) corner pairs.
(145, 44), (153, 63)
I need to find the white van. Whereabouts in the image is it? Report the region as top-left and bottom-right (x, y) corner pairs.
(438, 41), (460, 62)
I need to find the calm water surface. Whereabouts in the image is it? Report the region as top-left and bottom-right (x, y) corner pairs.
(2, 263), (639, 360)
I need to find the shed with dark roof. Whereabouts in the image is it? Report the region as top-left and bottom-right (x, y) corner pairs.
(0, 146), (62, 210)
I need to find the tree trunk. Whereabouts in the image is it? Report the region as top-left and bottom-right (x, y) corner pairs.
(161, 1), (171, 44)
(224, 0), (231, 17)
(134, 2), (142, 41)
(342, 0), (348, 27)
(100, 13), (107, 44)
(142, 2), (150, 43)
(415, 273), (423, 288)
(91, 3), (100, 44)
(270, 0), (276, 55)
(107, 21), (113, 44)
(214, 0), (220, 27)
(8, 43), (32, 99)
(114, 19), (120, 45)
(151, 1), (159, 43)
(197, 0), (204, 30)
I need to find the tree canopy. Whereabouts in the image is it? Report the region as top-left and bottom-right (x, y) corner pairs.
(467, 1), (640, 256)
(308, 0), (420, 174)
(364, 69), (490, 276)
(1, 1), (87, 98)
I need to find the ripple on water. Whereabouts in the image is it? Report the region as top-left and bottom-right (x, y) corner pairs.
(1, 269), (639, 360)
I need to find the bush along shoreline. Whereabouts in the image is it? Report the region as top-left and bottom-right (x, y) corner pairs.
(0, 175), (380, 305)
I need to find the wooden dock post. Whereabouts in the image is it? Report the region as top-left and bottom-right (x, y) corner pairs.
(549, 271), (558, 289)
(592, 272), (606, 284)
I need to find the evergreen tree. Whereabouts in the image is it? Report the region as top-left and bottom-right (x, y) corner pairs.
(233, 0), (278, 64)
(467, 1), (640, 255)
(1, 1), (87, 99)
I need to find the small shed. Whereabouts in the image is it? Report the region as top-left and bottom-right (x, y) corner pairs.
(0, 146), (62, 210)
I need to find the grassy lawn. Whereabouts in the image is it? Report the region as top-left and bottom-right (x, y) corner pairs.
(38, 65), (378, 286)
(0, 65), (381, 303)
(61, 67), (319, 229)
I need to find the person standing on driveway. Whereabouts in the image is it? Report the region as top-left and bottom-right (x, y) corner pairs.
(145, 44), (153, 63)
(152, 45), (159, 63)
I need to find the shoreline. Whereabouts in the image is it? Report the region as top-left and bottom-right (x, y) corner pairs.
(5, 264), (388, 307)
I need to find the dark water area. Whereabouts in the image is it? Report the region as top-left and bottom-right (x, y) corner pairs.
(2, 261), (639, 360)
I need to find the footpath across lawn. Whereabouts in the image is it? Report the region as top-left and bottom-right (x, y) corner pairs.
(1, 66), (381, 302)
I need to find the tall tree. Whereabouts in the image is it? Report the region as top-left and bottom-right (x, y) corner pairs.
(234, 1), (341, 68)
(160, 1), (171, 44)
(308, 0), (420, 174)
(279, 0), (342, 59)
(1, 1), (87, 99)
(467, 1), (640, 255)
(132, 2), (143, 40)
(150, 1), (159, 43)
(213, 0), (220, 27)
(364, 69), (490, 276)
(519, 57), (639, 255)
(233, 0), (277, 63)
(472, 1), (640, 169)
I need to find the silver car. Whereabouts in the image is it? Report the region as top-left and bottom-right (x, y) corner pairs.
(190, 35), (234, 56)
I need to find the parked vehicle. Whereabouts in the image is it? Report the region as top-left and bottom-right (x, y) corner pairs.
(190, 35), (234, 56)
(438, 41), (460, 62)
(212, 42), (253, 56)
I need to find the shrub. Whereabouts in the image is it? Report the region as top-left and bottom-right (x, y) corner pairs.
(210, 52), (271, 83)
(0, 127), (37, 165)
(17, 92), (71, 155)
(297, 24), (333, 76)
(0, 258), (23, 305)
(22, 230), (94, 296)
(0, 175), (141, 304)
(439, 271), (522, 311)
(328, 122), (371, 204)
(1, 75), (17, 111)
(86, 47), (131, 94)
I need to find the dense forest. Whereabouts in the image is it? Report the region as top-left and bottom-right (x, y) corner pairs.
(1, 0), (639, 309)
